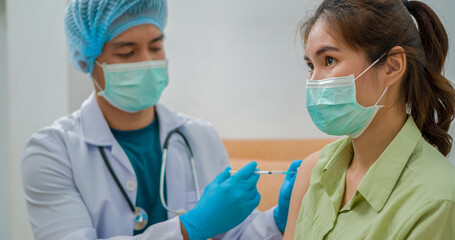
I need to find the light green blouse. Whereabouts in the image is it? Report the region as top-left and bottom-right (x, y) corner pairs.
(295, 116), (455, 239)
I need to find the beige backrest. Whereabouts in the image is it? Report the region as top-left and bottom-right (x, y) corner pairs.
(223, 139), (335, 211)
(223, 139), (335, 161)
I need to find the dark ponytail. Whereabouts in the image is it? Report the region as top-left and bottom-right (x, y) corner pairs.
(301, 0), (455, 156)
(405, 1), (454, 156)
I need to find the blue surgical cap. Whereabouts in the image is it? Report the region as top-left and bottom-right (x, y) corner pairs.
(64, 0), (167, 74)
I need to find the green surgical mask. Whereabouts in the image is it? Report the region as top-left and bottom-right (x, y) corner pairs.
(305, 54), (388, 138)
(94, 60), (169, 113)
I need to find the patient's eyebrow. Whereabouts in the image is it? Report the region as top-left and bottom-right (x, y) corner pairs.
(304, 46), (341, 60)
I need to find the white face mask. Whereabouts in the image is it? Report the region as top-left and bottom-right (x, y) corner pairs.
(306, 53), (388, 138)
(94, 59), (169, 113)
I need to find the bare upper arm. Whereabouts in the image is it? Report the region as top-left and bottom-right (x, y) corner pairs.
(283, 150), (321, 240)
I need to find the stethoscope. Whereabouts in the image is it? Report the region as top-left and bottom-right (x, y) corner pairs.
(99, 128), (201, 231)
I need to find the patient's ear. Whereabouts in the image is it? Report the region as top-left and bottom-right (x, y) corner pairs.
(382, 46), (407, 87)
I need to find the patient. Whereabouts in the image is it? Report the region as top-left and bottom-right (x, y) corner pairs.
(284, 0), (455, 239)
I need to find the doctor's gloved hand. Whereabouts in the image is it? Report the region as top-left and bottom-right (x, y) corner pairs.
(274, 160), (303, 232)
(180, 161), (261, 240)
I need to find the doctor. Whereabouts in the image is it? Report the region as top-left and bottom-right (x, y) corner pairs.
(21, 0), (301, 240)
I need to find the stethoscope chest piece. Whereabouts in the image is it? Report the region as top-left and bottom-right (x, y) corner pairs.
(98, 127), (199, 231)
(134, 207), (148, 230)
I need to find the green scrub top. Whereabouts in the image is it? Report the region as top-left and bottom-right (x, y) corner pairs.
(294, 116), (455, 239)
(111, 117), (168, 235)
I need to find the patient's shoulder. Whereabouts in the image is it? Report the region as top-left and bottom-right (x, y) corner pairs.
(294, 138), (348, 195)
(299, 150), (320, 174)
(293, 150), (322, 199)
(298, 137), (345, 178)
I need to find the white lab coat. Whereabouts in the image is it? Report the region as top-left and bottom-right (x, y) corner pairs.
(22, 93), (282, 240)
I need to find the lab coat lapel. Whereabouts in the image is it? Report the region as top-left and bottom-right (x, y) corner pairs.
(156, 104), (190, 219)
(80, 92), (135, 174)
(156, 104), (189, 149)
(82, 98), (191, 217)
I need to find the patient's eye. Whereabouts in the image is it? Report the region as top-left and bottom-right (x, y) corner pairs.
(326, 56), (336, 66)
(306, 61), (314, 72)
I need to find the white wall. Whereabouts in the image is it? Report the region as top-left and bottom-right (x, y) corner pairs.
(0, 0), (10, 239)
(3, 1), (455, 240)
(163, 0), (318, 139)
(5, 0), (68, 239)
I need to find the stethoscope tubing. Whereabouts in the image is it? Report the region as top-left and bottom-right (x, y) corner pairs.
(160, 128), (201, 215)
(99, 127), (201, 221)
(99, 146), (136, 213)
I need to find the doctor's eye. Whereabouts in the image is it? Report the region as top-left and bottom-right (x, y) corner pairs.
(326, 56), (336, 66)
(150, 47), (162, 52)
(116, 51), (134, 58)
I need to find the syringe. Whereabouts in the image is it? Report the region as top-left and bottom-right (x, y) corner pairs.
(229, 170), (297, 175)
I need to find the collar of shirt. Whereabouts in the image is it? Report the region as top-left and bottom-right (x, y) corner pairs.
(320, 116), (422, 213)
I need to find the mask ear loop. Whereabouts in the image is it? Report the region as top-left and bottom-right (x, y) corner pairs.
(353, 52), (389, 106)
(93, 61), (105, 92)
(309, 70), (316, 81)
(374, 86), (389, 106)
(354, 52), (388, 81)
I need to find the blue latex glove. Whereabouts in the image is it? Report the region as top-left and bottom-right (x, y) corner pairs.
(180, 161), (261, 240)
(273, 160), (303, 232)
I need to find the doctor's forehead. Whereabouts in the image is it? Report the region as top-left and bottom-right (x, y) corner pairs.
(106, 24), (164, 47)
